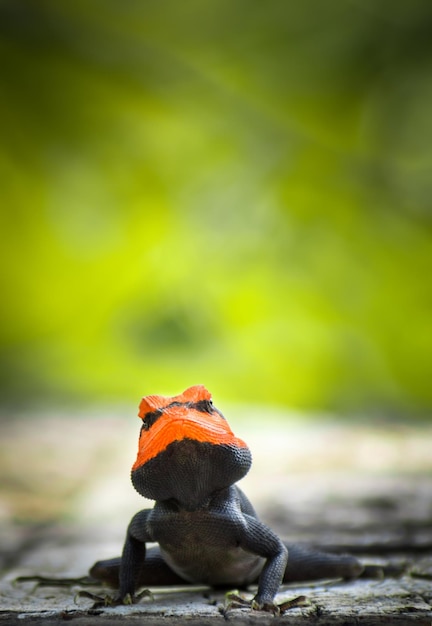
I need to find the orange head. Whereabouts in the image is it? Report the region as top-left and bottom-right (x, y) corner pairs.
(131, 385), (252, 508)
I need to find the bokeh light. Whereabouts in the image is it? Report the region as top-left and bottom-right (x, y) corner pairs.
(1, 0), (431, 414)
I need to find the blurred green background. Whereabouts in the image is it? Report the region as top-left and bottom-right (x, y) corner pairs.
(1, 0), (431, 415)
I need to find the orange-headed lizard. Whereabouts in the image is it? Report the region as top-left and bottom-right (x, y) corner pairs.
(87, 385), (364, 613)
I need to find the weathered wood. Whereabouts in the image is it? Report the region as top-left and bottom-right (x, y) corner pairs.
(1, 575), (431, 624)
(1, 412), (431, 624)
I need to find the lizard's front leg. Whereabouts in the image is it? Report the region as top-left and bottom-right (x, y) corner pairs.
(82, 509), (152, 607)
(232, 515), (303, 614)
(118, 530), (147, 603)
(117, 509), (153, 603)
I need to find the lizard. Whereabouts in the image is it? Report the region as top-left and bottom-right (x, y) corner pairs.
(85, 384), (365, 614)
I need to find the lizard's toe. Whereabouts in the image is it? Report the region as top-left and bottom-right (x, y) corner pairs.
(253, 595), (307, 614)
(76, 588), (152, 609)
(225, 591), (307, 615)
(75, 590), (121, 608)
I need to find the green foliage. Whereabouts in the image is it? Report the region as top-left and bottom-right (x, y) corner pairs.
(1, 0), (431, 413)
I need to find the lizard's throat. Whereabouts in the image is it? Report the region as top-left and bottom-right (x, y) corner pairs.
(131, 437), (252, 505)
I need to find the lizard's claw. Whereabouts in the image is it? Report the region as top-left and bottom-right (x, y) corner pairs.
(75, 590), (119, 607)
(225, 591), (307, 615)
(76, 588), (153, 609)
(277, 595), (308, 613)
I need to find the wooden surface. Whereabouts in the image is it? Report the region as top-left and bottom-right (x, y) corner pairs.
(0, 408), (431, 624)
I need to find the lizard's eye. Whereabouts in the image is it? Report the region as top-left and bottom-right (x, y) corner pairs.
(141, 409), (162, 432)
(195, 399), (214, 413)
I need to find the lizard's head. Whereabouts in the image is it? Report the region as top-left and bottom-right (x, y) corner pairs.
(131, 385), (252, 509)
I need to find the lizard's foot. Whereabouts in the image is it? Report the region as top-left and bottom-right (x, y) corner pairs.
(75, 590), (121, 608)
(225, 591), (307, 615)
(76, 588), (153, 609)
